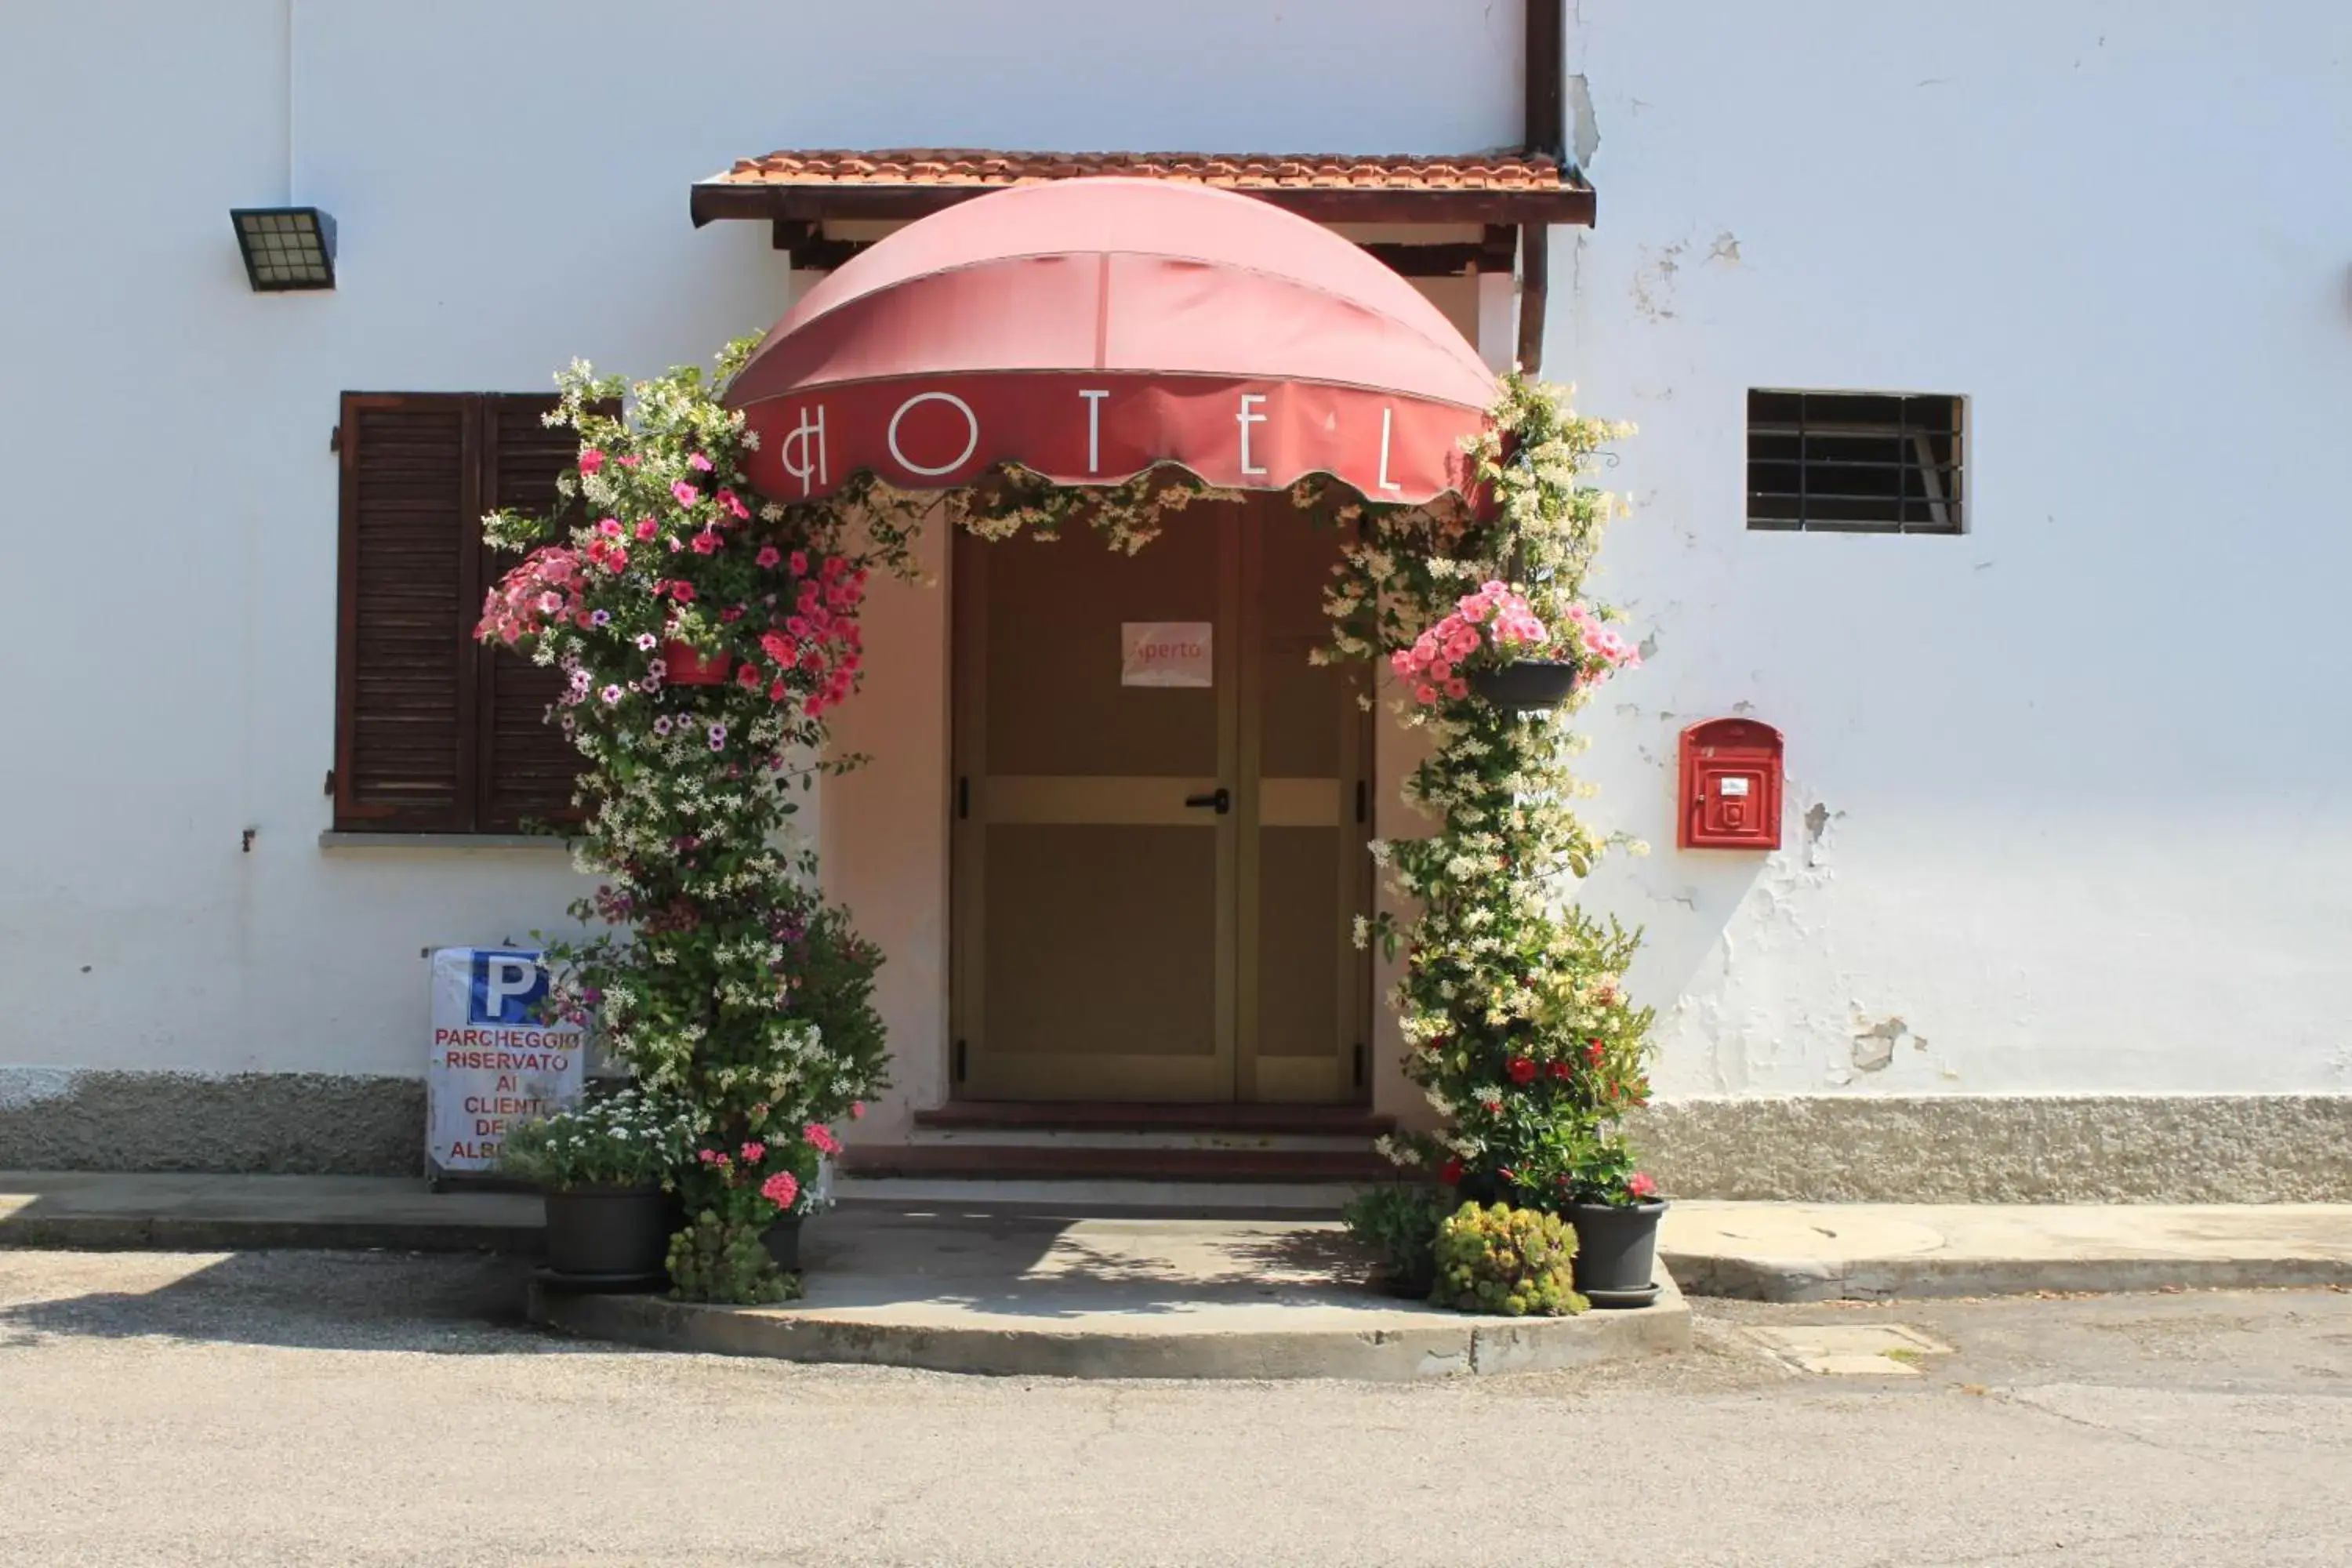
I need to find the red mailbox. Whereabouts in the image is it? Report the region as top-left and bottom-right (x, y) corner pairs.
(1678, 718), (1784, 851)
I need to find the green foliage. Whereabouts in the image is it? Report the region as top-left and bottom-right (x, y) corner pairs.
(477, 343), (917, 1302)
(1429, 1201), (1585, 1317)
(495, 1085), (696, 1191)
(1320, 376), (1661, 1213)
(664, 1194), (803, 1307)
(1342, 1183), (1454, 1295)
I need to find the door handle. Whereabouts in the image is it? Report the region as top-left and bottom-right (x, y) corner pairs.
(1182, 787), (1232, 815)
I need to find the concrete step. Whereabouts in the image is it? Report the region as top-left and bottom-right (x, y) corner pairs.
(913, 1101), (1396, 1137)
(833, 1176), (1370, 1214)
(837, 1143), (1396, 1185)
(906, 1127), (1378, 1152)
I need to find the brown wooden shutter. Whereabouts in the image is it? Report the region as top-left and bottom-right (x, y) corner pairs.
(334, 394), (480, 831)
(477, 394), (588, 831)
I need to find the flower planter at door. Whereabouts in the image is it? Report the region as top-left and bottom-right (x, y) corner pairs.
(762, 1213), (806, 1272)
(542, 1185), (672, 1287)
(1568, 1200), (1667, 1308)
(662, 640), (733, 686)
(1468, 660), (1580, 713)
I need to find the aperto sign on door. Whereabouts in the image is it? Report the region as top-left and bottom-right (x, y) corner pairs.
(1120, 622), (1213, 688)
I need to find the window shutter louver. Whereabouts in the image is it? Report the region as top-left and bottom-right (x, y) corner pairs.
(333, 391), (590, 834)
(478, 394), (588, 831)
(335, 394), (479, 830)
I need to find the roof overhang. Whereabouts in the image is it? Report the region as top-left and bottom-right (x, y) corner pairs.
(689, 150), (1596, 231)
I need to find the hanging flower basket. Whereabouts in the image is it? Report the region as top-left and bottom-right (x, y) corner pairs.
(661, 639), (734, 686)
(1467, 659), (1581, 713)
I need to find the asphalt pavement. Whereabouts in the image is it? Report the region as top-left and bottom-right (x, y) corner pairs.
(2, 1248), (2349, 1566)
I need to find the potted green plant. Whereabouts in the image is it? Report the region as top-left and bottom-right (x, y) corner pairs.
(1428, 1202), (1586, 1316)
(1566, 1160), (1668, 1308)
(1341, 1183), (1454, 1298)
(498, 1087), (696, 1284)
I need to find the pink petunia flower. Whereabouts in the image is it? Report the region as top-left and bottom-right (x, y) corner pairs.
(686, 453), (714, 473)
(691, 530), (720, 555)
(755, 545), (782, 569)
(671, 481), (700, 507)
(634, 517), (658, 541)
(578, 448), (604, 476)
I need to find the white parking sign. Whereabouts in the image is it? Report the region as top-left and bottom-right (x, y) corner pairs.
(426, 947), (586, 1174)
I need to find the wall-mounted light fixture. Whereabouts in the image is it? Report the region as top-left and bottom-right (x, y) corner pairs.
(230, 205), (336, 291)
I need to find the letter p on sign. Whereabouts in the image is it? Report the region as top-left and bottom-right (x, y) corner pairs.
(468, 950), (547, 1025)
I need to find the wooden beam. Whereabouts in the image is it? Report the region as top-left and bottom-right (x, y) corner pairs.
(694, 179), (1595, 230)
(769, 220), (870, 269)
(1515, 223), (1549, 373)
(1526, 0), (1566, 159)
(1363, 227), (1520, 278)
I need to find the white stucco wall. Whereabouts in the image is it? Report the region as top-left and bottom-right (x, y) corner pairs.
(0, 0), (1519, 1090)
(1562, 1), (2352, 1095)
(0, 0), (2344, 1120)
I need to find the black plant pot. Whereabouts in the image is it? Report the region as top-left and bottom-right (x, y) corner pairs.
(543, 1185), (673, 1285)
(1569, 1200), (1668, 1308)
(1468, 660), (1581, 713)
(762, 1212), (806, 1273)
(1374, 1261), (1436, 1301)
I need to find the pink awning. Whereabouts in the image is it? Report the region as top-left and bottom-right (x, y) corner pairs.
(724, 177), (1497, 505)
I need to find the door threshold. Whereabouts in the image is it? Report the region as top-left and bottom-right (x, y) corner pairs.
(915, 1101), (1396, 1138)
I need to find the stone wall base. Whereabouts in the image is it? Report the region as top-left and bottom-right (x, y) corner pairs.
(0, 1069), (424, 1177)
(1628, 1094), (2352, 1203)
(4, 1072), (2347, 1200)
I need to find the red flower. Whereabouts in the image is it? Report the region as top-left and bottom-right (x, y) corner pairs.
(578, 448), (604, 476)
(1628, 1172), (1658, 1200)
(760, 631), (792, 664)
(1547, 1061), (1573, 1080)
(670, 581), (696, 604)
(1585, 1038), (1606, 1065)
(1438, 1158), (1465, 1185)
(735, 663), (762, 690)
(1506, 1057), (1537, 1085)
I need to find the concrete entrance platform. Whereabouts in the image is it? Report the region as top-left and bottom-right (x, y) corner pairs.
(527, 1206), (1691, 1380)
(11, 1171), (2352, 1307)
(1661, 1200), (2352, 1301)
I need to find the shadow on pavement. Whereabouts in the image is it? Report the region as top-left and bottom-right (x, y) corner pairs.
(0, 1250), (601, 1356)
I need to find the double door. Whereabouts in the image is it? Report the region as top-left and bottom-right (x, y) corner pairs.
(951, 497), (1371, 1102)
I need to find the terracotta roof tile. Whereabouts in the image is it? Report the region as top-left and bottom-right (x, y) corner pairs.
(714, 147), (1578, 194)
